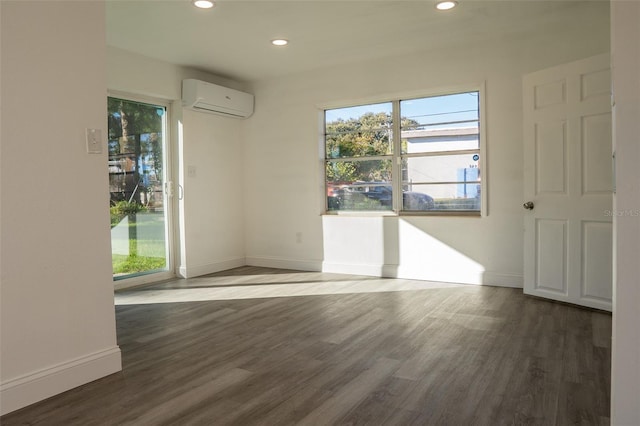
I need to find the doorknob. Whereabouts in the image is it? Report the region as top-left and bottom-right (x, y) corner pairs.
(523, 201), (534, 210)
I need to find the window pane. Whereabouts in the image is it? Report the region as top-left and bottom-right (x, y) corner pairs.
(402, 127), (479, 154)
(403, 183), (480, 211)
(402, 153), (480, 184)
(400, 92), (479, 154)
(327, 182), (393, 212)
(108, 97), (169, 278)
(326, 159), (392, 184)
(401, 92), (479, 129)
(402, 190), (436, 211)
(325, 102), (393, 158)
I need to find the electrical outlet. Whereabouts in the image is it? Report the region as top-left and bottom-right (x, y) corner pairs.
(296, 232), (302, 243)
(187, 165), (197, 177)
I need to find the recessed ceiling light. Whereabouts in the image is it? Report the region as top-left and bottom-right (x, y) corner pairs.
(192, 0), (215, 9)
(271, 39), (289, 46)
(436, 1), (458, 10)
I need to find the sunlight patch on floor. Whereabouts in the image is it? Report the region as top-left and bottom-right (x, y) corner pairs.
(114, 273), (464, 305)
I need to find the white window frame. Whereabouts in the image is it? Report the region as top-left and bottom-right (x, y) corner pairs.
(320, 84), (487, 217)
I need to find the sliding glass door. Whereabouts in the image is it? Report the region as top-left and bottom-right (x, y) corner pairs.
(108, 96), (172, 281)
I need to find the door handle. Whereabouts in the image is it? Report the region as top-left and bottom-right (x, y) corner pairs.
(523, 201), (534, 210)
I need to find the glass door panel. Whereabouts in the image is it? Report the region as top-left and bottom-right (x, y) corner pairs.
(108, 97), (169, 279)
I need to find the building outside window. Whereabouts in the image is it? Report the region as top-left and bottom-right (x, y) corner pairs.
(324, 90), (482, 214)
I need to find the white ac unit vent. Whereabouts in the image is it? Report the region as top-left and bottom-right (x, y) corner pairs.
(182, 79), (254, 119)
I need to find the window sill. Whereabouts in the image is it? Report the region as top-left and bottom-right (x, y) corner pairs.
(322, 211), (397, 217)
(322, 210), (481, 218)
(399, 210), (481, 217)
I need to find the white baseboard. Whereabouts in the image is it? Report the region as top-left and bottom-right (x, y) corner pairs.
(397, 269), (522, 288)
(322, 261), (393, 277)
(0, 346), (122, 416)
(481, 271), (524, 288)
(178, 257), (246, 278)
(323, 261), (480, 283)
(246, 256), (322, 272)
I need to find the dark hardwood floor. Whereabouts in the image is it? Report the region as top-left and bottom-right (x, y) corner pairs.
(1, 267), (612, 425)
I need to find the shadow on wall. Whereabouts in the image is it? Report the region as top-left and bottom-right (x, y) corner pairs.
(321, 215), (518, 287)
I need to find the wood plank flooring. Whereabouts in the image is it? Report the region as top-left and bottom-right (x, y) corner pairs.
(1, 266), (612, 425)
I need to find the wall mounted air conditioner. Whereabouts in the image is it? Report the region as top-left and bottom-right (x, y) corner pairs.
(182, 79), (254, 119)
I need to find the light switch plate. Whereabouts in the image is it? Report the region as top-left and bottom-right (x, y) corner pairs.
(86, 128), (102, 154)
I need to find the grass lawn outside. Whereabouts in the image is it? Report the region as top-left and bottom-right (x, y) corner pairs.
(111, 211), (167, 276)
(112, 254), (166, 275)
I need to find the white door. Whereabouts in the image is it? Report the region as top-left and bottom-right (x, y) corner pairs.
(523, 54), (612, 311)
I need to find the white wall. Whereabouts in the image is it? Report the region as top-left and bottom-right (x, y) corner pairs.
(107, 47), (246, 101)
(611, 1), (640, 424)
(178, 110), (245, 277)
(0, 1), (121, 415)
(243, 2), (610, 285)
(107, 47), (246, 279)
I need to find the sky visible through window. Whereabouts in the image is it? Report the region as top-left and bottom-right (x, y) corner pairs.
(325, 92), (478, 129)
(325, 102), (392, 123)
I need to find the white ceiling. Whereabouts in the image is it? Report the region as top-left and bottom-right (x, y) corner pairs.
(106, 0), (608, 83)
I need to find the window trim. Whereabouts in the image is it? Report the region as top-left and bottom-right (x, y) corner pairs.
(320, 83), (487, 217)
